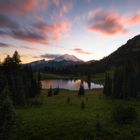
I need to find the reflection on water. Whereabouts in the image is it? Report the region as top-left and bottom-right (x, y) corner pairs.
(41, 79), (103, 90)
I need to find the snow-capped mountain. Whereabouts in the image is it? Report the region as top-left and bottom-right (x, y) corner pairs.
(26, 54), (83, 70)
(53, 54), (82, 62)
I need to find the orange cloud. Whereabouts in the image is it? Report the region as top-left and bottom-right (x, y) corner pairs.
(73, 48), (93, 54)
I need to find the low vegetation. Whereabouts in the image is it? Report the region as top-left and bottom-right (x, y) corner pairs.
(14, 89), (140, 140)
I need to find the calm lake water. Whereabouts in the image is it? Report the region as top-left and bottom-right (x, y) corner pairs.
(41, 80), (103, 90)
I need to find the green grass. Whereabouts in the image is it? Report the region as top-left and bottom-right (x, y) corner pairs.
(15, 89), (140, 140)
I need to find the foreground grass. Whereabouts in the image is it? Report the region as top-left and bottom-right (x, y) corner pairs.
(16, 89), (140, 140)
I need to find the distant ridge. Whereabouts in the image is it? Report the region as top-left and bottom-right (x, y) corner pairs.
(27, 54), (83, 70)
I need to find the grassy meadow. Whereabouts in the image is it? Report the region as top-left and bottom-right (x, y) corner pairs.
(15, 89), (140, 140)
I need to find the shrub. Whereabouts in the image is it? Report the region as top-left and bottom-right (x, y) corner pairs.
(81, 101), (85, 110)
(48, 86), (53, 97)
(117, 131), (135, 140)
(54, 87), (59, 95)
(67, 97), (70, 104)
(29, 98), (42, 106)
(78, 80), (85, 96)
(111, 106), (137, 124)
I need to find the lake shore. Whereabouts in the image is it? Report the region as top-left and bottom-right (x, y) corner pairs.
(35, 72), (105, 85)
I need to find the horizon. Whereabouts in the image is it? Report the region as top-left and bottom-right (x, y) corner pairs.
(0, 0), (140, 63)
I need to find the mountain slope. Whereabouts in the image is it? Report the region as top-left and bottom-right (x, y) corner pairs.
(68, 34), (140, 74)
(102, 34), (140, 65)
(91, 34), (140, 73)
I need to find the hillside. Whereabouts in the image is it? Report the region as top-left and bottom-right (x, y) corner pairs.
(76, 34), (140, 74)
(100, 34), (140, 68)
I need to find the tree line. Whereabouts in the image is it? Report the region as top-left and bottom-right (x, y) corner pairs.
(0, 51), (41, 139)
(104, 57), (140, 99)
(0, 51), (41, 105)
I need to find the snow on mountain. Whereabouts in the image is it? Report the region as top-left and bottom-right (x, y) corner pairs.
(53, 54), (82, 62)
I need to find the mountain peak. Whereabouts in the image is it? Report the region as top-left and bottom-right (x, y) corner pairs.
(54, 54), (83, 62)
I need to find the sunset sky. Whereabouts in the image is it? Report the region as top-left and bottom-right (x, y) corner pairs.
(0, 0), (140, 63)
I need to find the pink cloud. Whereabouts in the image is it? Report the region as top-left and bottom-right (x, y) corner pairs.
(88, 10), (128, 35)
(73, 48), (93, 55)
(88, 9), (140, 36)
(129, 12), (140, 24)
(0, 0), (38, 15)
(35, 20), (71, 41)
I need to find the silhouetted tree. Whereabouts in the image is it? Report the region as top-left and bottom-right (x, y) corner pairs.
(37, 72), (42, 94)
(48, 86), (53, 97)
(104, 57), (140, 99)
(0, 86), (17, 140)
(54, 86), (59, 95)
(103, 73), (112, 96)
(1, 51), (41, 105)
(87, 74), (91, 89)
(78, 80), (85, 96)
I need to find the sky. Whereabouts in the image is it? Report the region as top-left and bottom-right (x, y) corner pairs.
(0, 0), (140, 63)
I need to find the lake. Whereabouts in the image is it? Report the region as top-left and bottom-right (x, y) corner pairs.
(41, 79), (103, 90)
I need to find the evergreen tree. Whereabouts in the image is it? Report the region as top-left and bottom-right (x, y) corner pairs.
(48, 86), (53, 97)
(1, 52), (41, 105)
(0, 86), (17, 140)
(87, 74), (91, 89)
(78, 80), (85, 96)
(12, 51), (21, 66)
(54, 86), (59, 95)
(103, 73), (112, 96)
(37, 72), (42, 95)
(104, 56), (140, 99)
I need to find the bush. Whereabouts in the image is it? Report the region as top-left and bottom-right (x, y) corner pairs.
(67, 97), (70, 104)
(54, 87), (59, 95)
(117, 131), (135, 140)
(81, 101), (85, 110)
(78, 80), (85, 96)
(48, 86), (53, 97)
(29, 98), (42, 106)
(111, 106), (137, 124)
